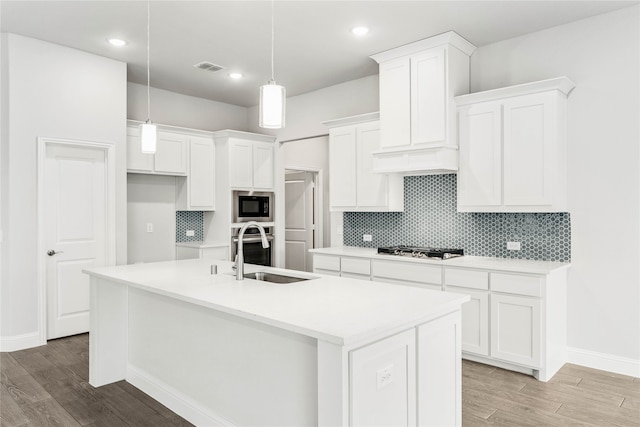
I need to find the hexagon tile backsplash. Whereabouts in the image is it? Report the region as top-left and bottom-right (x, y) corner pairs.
(343, 174), (570, 262)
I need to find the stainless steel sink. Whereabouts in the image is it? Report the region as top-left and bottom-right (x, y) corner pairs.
(243, 271), (310, 284)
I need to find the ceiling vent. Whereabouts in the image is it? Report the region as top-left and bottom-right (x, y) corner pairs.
(193, 61), (225, 72)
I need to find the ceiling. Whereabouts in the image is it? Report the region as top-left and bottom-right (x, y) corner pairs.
(1, 1), (636, 107)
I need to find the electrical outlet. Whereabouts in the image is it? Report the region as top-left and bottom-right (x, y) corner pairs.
(363, 234), (372, 242)
(146, 223), (153, 233)
(376, 365), (394, 389)
(186, 230), (195, 237)
(507, 241), (521, 250)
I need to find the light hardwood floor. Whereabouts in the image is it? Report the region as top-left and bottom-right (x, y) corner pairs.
(1, 334), (639, 426)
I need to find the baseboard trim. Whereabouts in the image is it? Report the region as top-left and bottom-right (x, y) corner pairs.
(126, 364), (237, 426)
(0, 332), (43, 352)
(567, 347), (640, 377)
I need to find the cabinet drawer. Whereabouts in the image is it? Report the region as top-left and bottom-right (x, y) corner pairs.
(444, 268), (488, 290)
(341, 257), (371, 276)
(491, 273), (541, 297)
(313, 254), (340, 272)
(372, 259), (442, 285)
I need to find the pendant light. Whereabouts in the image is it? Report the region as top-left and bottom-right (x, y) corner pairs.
(259, 0), (285, 129)
(140, 0), (157, 153)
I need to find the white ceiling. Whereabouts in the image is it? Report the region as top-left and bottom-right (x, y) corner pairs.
(1, 1), (636, 107)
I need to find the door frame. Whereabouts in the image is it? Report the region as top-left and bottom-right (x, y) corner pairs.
(284, 166), (323, 250)
(36, 137), (117, 345)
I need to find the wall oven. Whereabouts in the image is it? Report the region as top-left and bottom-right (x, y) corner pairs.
(233, 191), (273, 223)
(231, 227), (275, 267)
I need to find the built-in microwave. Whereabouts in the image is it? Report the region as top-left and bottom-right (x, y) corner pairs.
(233, 191), (274, 222)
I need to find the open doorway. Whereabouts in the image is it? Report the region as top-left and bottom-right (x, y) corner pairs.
(284, 168), (322, 272)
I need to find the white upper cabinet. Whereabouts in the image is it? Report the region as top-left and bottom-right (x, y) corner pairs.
(214, 130), (276, 192)
(324, 113), (403, 212)
(229, 139), (274, 190)
(126, 123), (187, 176)
(456, 77), (575, 212)
(370, 31), (476, 175)
(176, 135), (216, 211)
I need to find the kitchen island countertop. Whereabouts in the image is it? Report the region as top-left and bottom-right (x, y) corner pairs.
(84, 258), (467, 347)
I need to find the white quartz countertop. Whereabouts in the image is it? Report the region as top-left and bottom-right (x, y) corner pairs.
(309, 246), (570, 275)
(83, 259), (468, 347)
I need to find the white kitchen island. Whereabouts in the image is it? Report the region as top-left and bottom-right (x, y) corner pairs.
(84, 258), (469, 427)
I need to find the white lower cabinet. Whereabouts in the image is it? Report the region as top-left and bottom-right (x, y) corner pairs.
(350, 329), (416, 426)
(446, 286), (489, 356)
(312, 254), (371, 280)
(349, 312), (462, 427)
(490, 293), (540, 368)
(310, 251), (567, 381)
(372, 259), (442, 290)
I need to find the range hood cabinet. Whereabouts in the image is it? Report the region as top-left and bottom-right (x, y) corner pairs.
(370, 31), (476, 175)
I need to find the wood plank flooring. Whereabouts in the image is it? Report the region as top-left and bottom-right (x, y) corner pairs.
(1, 334), (639, 426)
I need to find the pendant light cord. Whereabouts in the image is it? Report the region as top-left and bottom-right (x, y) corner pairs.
(270, 0), (275, 82)
(146, 0), (151, 123)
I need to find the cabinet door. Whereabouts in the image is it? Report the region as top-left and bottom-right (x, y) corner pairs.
(490, 293), (540, 368)
(253, 142), (274, 189)
(188, 136), (215, 210)
(350, 329), (416, 427)
(502, 92), (555, 207)
(417, 311), (461, 427)
(155, 131), (187, 175)
(126, 126), (153, 172)
(329, 127), (357, 208)
(356, 122), (388, 208)
(379, 57), (411, 149)
(446, 286), (489, 356)
(411, 48), (446, 145)
(229, 140), (253, 188)
(457, 102), (502, 208)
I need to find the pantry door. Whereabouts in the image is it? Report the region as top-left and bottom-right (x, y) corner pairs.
(39, 138), (115, 340)
(284, 171), (315, 272)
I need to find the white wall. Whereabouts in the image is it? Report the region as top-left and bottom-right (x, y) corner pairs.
(283, 136), (332, 247)
(0, 34), (127, 349)
(127, 174), (177, 264)
(128, 82), (249, 132)
(247, 75), (379, 141)
(472, 6), (639, 371)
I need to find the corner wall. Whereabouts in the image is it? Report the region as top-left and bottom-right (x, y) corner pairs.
(127, 82), (249, 132)
(470, 5), (639, 374)
(0, 34), (127, 350)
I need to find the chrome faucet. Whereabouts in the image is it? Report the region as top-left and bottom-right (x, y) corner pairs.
(235, 221), (270, 280)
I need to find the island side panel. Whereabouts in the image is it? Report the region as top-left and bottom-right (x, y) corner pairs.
(126, 287), (318, 426)
(317, 340), (349, 426)
(417, 310), (462, 427)
(89, 277), (128, 387)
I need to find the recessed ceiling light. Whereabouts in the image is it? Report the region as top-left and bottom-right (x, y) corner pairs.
(108, 38), (128, 47)
(351, 26), (369, 36)
(229, 72), (243, 79)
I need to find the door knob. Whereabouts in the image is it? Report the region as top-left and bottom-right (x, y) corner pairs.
(47, 250), (63, 256)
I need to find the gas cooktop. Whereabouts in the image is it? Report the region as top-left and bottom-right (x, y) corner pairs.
(377, 246), (464, 260)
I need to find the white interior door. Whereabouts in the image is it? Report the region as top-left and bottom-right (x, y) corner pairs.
(45, 144), (107, 339)
(285, 171), (315, 272)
